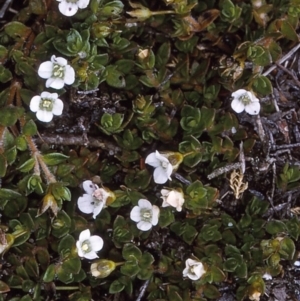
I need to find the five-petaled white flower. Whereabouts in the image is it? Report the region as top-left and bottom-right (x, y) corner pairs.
(78, 180), (114, 219)
(145, 151), (173, 184)
(38, 55), (75, 89)
(56, 0), (90, 16)
(231, 89), (260, 115)
(161, 188), (185, 212)
(76, 229), (103, 260)
(182, 258), (206, 281)
(130, 199), (160, 231)
(30, 91), (63, 122)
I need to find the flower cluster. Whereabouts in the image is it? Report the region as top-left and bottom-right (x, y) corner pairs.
(30, 55), (75, 122)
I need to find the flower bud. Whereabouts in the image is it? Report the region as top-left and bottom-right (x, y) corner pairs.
(160, 151), (183, 171)
(127, 2), (152, 21)
(102, 187), (116, 206)
(91, 23), (112, 38)
(90, 259), (116, 278)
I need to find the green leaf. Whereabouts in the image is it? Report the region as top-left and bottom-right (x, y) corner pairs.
(0, 65), (12, 83)
(159, 207), (175, 228)
(0, 154), (7, 177)
(122, 243), (142, 260)
(120, 261), (140, 276)
(279, 237), (295, 260)
(266, 220), (287, 235)
(29, 0), (47, 14)
(43, 264), (56, 282)
(156, 42), (171, 66)
(139, 252), (154, 269)
(18, 158), (35, 173)
(58, 234), (75, 255)
(0, 106), (24, 126)
(23, 119), (37, 136)
(115, 59), (135, 74)
(281, 20), (298, 41)
(106, 65), (126, 88)
(62, 257), (81, 274)
(24, 257), (39, 278)
(252, 75), (273, 95)
(56, 265), (74, 284)
(109, 280), (125, 294)
(203, 284), (221, 299)
(0, 281), (10, 293)
(4, 21), (31, 39)
(42, 153), (69, 165)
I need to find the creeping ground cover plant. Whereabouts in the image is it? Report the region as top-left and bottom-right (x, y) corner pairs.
(0, 0), (300, 300)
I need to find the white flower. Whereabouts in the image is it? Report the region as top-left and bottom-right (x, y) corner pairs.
(182, 258), (206, 281)
(161, 188), (185, 212)
(145, 151), (173, 184)
(130, 199), (160, 231)
(262, 273), (272, 280)
(76, 229), (103, 260)
(30, 91), (63, 122)
(38, 55), (75, 89)
(231, 89), (260, 115)
(56, 0), (90, 16)
(78, 180), (113, 219)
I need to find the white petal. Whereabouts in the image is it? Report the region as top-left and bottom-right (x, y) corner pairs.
(182, 266), (189, 277)
(84, 251), (99, 260)
(52, 98), (64, 116)
(186, 259), (199, 266)
(231, 89), (247, 99)
(58, 1), (78, 16)
(64, 65), (75, 85)
(79, 229), (91, 242)
(155, 150), (169, 164)
(166, 163), (173, 180)
(89, 235), (103, 252)
(145, 152), (160, 168)
(231, 98), (245, 113)
(38, 61), (53, 79)
(36, 110), (53, 122)
(54, 56), (67, 66)
(138, 199), (152, 209)
(187, 272), (201, 280)
(160, 189), (170, 197)
(76, 241), (84, 257)
(161, 199), (170, 208)
(46, 77), (64, 89)
(82, 180), (97, 194)
(165, 191), (179, 207)
(245, 101), (260, 115)
(193, 263), (205, 278)
(77, 194), (95, 214)
(130, 206), (141, 222)
(77, 0), (90, 9)
(151, 205), (159, 226)
(153, 166), (169, 184)
(40, 91), (53, 99)
(30, 96), (41, 112)
(249, 92), (259, 102)
(137, 221), (152, 231)
(93, 201), (104, 219)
